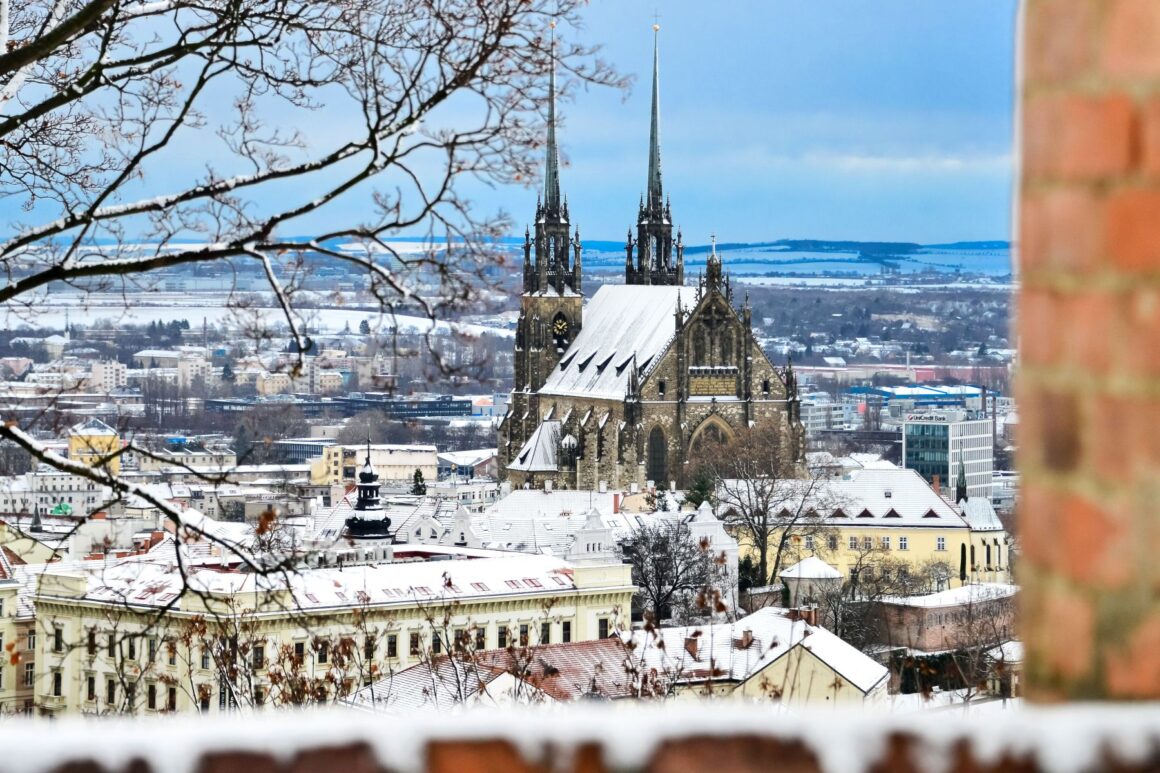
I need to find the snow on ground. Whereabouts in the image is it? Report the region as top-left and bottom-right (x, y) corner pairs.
(1, 293), (512, 338)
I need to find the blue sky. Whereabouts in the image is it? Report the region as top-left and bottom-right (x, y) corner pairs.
(523, 0), (1019, 244)
(2, 2), (1019, 246)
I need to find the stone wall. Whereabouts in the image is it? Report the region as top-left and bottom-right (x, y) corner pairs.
(1018, 0), (1160, 699)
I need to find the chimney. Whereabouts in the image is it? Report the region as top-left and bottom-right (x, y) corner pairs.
(613, 493), (620, 514)
(932, 473), (941, 494)
(684, 636), (700, 660)
(803, 607), (819, 627)
(544, 479), (553, 493)
(598, 480), (607, 494)
(630, 482), (639, 494)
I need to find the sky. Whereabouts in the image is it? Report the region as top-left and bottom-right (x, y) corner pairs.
(1, 1), (1020, 247)
(516, 0), (1020, 244)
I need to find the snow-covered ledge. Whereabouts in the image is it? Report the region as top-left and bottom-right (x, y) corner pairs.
(2, 705), (1159, 773)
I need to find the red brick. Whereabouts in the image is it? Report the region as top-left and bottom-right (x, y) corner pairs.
(1142, 98), (1160, 178)
(427, 741), (542, 773)
(1014, 484), (1058, 570)
(1063, 290), (1116, 373)
(1103, 0), (1160, 78)
(1105, 612), (1160, 697)
(1119, 289), (1160, 376)
(1058, 491), (1132, 589)
(1023, 94), (1135, 181)
(1037, 585), (1096, 681)
(1015, 287), (1062, 367)
(1087, 393), (1141, 484)
(1024, 0), (1098, 85)
(1105, 189), (1160, 275)
(1020, 187), (1105, 275)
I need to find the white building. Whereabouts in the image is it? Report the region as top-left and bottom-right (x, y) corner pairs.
(902, 410), (993, 501)
(88, 360), (127, 392)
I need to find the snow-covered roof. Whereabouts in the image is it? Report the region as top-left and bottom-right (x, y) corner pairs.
(438, 449), (497, 467)
(508, 421), (560, 472)
(779, 556), (841, 580)
(987, 640), (1023, 664)
(880, 583), (1019, 609)
(960, 497), (1005, 532)
(69, 417), (118, 437)
(345, 658), (510, 714)
(625, 607), (889, 696)
(539, 285), (697, 399)
(34, 552), (583, 611)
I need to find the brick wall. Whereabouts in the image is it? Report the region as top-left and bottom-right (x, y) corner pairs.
(1019, 0), (1160, 699)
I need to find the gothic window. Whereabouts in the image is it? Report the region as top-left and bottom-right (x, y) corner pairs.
(647, 427), (667, 486)
(721, 330), (733, 365)
(658, 380), (666, 398)
(693, 325), (706, 365)
(762, 379), (771, 395)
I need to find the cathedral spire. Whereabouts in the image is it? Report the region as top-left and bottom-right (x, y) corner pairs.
(646, 22), (663, 212)
(543, 21), (561, 214)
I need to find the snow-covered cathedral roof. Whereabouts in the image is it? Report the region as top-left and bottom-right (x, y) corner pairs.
(539, 285), (698, 399)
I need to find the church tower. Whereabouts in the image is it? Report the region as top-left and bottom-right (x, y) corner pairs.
(625, 25), (684, 286)
(506, 25), (584, 468)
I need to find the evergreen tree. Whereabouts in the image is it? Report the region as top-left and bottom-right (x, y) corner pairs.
(411, 468), (427, 495)
(683, 467), (715, 509)
(359, 319), (371, 336)
(221, 361), (236, 383)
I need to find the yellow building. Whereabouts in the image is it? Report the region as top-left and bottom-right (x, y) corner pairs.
(23, 549), (633, 715)
(67, 419), (122, 476)
(310, 444), (438, 486)
(728, 468), (1011, 590)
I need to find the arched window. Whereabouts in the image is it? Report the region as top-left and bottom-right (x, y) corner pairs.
(647, 427), (667, 486)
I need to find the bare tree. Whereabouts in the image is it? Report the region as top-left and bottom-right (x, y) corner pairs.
(0, 0), (622, 562)
(627, 522), (720, 623)
(706, 427), (834, 588)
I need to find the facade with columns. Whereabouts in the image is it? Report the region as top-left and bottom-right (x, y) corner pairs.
(499, 30), (803, 491)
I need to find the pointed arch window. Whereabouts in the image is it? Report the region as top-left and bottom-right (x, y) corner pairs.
(647, 427), (667, 486)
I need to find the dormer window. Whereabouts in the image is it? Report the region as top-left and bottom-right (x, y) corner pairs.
(885, 490), (893, 499)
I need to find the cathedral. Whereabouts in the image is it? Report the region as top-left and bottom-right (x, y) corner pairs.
(498, 29), (803, 490)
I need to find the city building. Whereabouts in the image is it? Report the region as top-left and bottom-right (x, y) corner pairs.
(23, 547), (633, 715)
(499, 30), (802, 491)
(67, 418), (122, 476)
(902, 410), (993, 501)
(309, 444), (438, 486)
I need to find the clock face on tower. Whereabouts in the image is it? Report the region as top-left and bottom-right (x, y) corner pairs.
(552, 315), (570, 351)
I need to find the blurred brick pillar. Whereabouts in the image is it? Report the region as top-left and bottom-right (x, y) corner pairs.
(1019, 0), (1160, 699)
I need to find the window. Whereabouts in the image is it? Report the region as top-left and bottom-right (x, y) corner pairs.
(168, 686), (177, 712)
(432, 634), (441, 655)
(386, 635), (397, 658)
(201, 648), (211, 670)
(199, 691), (210, 712)
(804, 535), (815, 550)
(87, 631), (96, 657)
(862, 536), (873, 550)
(106, 678), (116, 705)
(540, 622), (550, 645)
(127, 638), (137, 661)
(254, 687), (265, 706)
(598, 618), (609, 639)
(27, 631), (35, 651)
(252, 645), (265, 670)
(318, 641), (329, 664)
(24, 662), (34, 687)
(498, 627), (508, 649)
(86, 674), (96, 702)
(519, 624), (529, 646)
(937, 537), (946, 551)
(881, 536), (891, 550)
(147, 683), (157, 710)
(108, 634), (115, 658)
(293, 641), (305, 665)
(828, 535), (838, 551)
(148, 637), (157, 662)
(848, 536), (858, 550)
(409, 633), (421, 656)
(562, 622), (572, 643)
(53, 626), (63, 653)
(168, 642), (177, 666)
(899, 536), (909, 551)
(363, 637), (375, 661)
(52, 670), (62, 697)
(126, 683), (136, 709)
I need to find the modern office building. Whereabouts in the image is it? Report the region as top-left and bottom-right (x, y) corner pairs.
(902, 410), (993, 502)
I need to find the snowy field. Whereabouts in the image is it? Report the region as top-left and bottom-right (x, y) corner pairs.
(4, 292), (513, 338)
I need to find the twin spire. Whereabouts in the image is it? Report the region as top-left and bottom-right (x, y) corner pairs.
(543, 21), (562, 214)
(646, 23), (664, 213)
